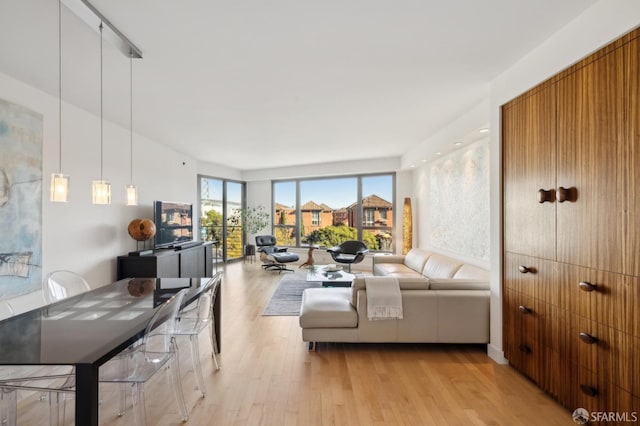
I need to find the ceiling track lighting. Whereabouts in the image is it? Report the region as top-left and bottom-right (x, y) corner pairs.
(62, 0), (142, 59)
(58, 0), (142, 205)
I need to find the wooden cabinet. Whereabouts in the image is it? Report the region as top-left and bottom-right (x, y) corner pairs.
(556, 43), (627, 274)
(502, 29), (640, 417)
(502, 83), (557, 260)
(117, 242), (213, 280)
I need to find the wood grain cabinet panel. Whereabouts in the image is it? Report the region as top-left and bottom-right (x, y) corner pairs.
(503, 289), (540, 382)
(598, 386), (640, 423)
(502, 289), (522, 367)
(556, 42), (626, 274)
(574, 365), (600, 413)
(573, 367), (640, 422)
(625, 38), (640, 277)
(503, 30), (640, 417)
(504, 253), (560, 305)
(538, 346), (570, 405)
(559, 263), (639, 336)
(631, 337), (640, 398)
(557, 43), (627, 273)
(502, 84), (557, 260)
(539, 303), (570, 356)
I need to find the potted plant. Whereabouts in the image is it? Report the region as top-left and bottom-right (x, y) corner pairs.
(304, 230), (322, 246)
(229, 205), (270, 256)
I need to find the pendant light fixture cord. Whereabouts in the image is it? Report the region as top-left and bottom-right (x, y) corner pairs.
(58, 0), (62, 173)
(130, 50), (133, 184)
(99, 22), (104, 181)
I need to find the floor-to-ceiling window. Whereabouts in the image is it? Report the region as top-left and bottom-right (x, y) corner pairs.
(225, 181), (243, 260)
(199, 175), (245, 262)
(273, 181), (297, 246)
(272, 173), (395, 251)
(362, 174), (394, 251)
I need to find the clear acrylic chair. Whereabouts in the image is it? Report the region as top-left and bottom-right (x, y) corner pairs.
(43, 270), (91, 304)
(39, 270), (91, 420)
(100, 289), (190, 426)
(0, 300), (74, 426)
(173, 275), (222, 397)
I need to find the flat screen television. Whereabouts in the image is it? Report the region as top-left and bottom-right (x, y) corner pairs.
(153, 201), (194, 248)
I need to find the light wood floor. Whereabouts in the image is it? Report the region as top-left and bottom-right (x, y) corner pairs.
(17, 261), (573, 425)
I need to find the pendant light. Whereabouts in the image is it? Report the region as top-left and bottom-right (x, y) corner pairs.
(126, 50), (138, 206)
(92, 22), (111, 205)
(50, 0), (69, 202)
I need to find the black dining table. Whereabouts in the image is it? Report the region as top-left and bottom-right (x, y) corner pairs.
(0, 273), (222, 425)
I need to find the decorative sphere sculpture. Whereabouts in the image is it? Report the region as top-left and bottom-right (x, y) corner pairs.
(127, 218), (156, 242)
(127, 278), (155, 297)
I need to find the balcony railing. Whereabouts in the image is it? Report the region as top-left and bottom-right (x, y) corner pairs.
(200, 225), (243, 260)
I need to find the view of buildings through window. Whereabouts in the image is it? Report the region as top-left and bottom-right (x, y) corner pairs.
(199, 176), (244, 260)
(199, 173), (395, 261)
(273, 174), (395, 251)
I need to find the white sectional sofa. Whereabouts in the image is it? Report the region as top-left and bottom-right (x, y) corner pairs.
(299, 248), (490, 347)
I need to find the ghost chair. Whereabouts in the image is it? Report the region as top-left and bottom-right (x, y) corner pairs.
(43, 270), (91, 304)
(173, 274), (222, 397)
(100, 289), (190, 426)
(40, 270), (92, 416)
(0, 300), (75, 426)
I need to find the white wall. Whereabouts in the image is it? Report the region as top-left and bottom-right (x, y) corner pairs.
(242, 157), (401, 182)
(486, 0), (640, 363)
(401, 98), (489, 168)
(0, 70), (238, 313)
(412, 140), (490, 269)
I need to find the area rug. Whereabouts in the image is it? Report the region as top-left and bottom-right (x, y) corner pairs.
(262, 271), (322, 316)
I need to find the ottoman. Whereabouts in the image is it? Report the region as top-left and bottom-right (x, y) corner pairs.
(261, 251), (299, 273)
(299, 287), (358, 350)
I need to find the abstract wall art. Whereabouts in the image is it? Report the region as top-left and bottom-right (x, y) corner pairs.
(0, 98), (43, 297)
(428, 140), (490, 261)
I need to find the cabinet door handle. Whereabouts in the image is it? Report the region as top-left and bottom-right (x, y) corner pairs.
(557, 186), (577, 203)
(518, 265), (531, 274)
(518, 305), (531, 314)
(579, 332), (598, 344)
(537, 189), (555, 203)
(578, 281), (597, 292)
(518, 344), (532, 354)
(580, 384), (598, 397)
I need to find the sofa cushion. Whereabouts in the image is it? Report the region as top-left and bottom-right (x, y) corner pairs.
(428, 278), (489, 290)
(434, 290), (490, 343)
(373, 254), (405, 265)
(453, 264), (490, 281)
(422, 254), (463, 279)
(404, 248), (432, 273)
(351, 277), (429, 306)
(299, 288), (358, 328)
(374, 262), (416, 276)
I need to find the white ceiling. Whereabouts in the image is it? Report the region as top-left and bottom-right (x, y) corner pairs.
(0, 0), (598, 171)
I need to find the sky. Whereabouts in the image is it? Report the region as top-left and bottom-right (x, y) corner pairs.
(275, 175), (393, 209)
(200, 174), (394, 211)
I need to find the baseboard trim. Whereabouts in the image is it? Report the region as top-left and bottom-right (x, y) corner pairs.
(487, 343), (508, 364)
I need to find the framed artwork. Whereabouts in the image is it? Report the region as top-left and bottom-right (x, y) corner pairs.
(0, 98), (43, 298)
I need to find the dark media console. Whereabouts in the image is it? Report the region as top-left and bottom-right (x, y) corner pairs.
(117, 241), (213, 280)
(173, 240), (202, 250)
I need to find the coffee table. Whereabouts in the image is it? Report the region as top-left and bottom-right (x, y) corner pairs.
(307, 265), (356, 287)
